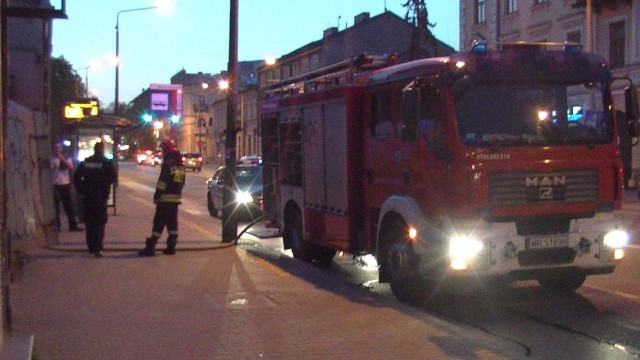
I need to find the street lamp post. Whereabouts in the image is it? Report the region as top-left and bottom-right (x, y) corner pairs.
(73, 66), (90, 98)
(222, 0), (239, 242)
(114, 6), (157, 115)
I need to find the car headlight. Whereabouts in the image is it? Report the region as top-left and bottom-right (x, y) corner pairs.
(235, 191), (253, 204)
(602, 230), (628, 248)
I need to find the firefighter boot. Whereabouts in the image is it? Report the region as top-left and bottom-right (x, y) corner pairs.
(139, 237), (158, 257)
(163, 235), (177, 255)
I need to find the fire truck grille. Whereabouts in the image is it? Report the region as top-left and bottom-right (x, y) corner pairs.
(517, 248), (576, 266)
(489, 170), (598, 207)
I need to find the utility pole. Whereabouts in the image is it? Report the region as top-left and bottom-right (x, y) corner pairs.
(222, 0), (238, 242)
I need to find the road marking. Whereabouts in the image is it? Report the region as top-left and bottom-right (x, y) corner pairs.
(583, 285), (640, 303)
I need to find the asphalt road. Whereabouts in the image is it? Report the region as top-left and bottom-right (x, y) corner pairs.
(123, 161), (640, 359)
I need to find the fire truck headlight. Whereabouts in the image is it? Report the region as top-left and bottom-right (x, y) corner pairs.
(235, 191), (253, 204)
(449, 236), (484, 259)
(602, 230), (628, 249)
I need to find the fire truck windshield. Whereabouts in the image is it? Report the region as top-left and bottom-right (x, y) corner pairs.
(454, 80), (613, 147)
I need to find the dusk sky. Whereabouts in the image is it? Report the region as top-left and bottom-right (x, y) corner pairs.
(52, 0), (459, 108)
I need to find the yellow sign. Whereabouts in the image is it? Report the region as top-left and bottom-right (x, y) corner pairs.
(64, 100), (99, 119)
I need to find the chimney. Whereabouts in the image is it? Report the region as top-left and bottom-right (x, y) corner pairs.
(354, 12), (370, 25)
(323, 27), (338, 38)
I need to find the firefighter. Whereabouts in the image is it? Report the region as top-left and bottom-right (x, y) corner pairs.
(139, 138), (186, 256)
(73, 141), (117, 258)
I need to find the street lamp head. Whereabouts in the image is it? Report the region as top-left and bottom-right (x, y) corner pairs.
(218, 80), (230, 90)
(201, 82), (209, 90)
(155, 0), (173, 15)
(265, 56), (276, 66)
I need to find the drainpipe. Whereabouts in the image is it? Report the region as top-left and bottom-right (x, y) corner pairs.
(586, 0), (592, 52)
(496, 0), (501, 43)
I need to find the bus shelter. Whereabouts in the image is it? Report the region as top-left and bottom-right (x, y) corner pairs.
(65, 114), (138, 215)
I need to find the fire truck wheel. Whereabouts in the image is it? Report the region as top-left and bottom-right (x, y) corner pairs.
(383, 218), (434, 305)
(283, 207), (313, 263)
(283, 206), (336, 266)
(310, 245), (336, 269)
(537, 273), (586, 293)
(207, 193), (218, 217)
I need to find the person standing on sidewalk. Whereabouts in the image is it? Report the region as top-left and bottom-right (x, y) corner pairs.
(73, 141), (117, 258)
(139, 138), (186, 256)
(50, 142), (83, 232)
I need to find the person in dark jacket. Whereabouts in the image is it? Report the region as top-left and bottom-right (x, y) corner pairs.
(73, 141), (117, 258)
(139, 138), (186, 256)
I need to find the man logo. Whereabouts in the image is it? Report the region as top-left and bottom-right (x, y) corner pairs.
(526, 176), (566, 201)
(525, 176), (566, 187)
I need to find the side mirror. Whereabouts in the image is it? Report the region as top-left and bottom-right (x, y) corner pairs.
(625, 86), (640, 137)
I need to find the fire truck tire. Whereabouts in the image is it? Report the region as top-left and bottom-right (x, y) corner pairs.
(283, 207), (313, 263)
(207, 193), (218, 217)
(311, 246), (337, 268)
(537, 273), (586, 293)
(383, 218), (434, 305)
(283, 205), (336, 267)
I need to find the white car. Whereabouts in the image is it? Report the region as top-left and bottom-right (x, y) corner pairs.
(206, 163), (263, 220)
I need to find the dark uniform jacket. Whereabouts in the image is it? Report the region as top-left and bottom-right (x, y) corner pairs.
(155, 150), (185, 204)
(73, 153), (117, 204)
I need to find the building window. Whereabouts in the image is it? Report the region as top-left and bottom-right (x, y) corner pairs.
(310, 54), (320, 70)
(609, 21), (625, 69)
(566, 30), (581, 45)
(283, 65), (291, 79)
(292, 63), (299, 77)
(475, 0), (486, 24)
(506, 0), (517, 14)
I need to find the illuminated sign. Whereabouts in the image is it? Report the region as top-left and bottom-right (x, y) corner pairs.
(149, 84), (182, 120)
(151, 92), (169, 111)
(64, 99), (99, 119)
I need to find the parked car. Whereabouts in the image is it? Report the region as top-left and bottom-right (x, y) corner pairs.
(206, 162), (263, 220)
(182, 153), (203, 171)
(136, 150), (156, 166)
(152, 151), (163, 166)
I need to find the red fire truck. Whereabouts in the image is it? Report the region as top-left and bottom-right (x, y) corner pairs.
(260, 42), (640, 303)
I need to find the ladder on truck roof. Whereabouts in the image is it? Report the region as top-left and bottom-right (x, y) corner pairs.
(264, 53), (396, 99)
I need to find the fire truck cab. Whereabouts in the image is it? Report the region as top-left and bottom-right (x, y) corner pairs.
(261, 43), (640, 303)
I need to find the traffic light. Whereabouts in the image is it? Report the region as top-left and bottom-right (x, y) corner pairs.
(170, 114), (180, 124)
(142, 113), (153, 122)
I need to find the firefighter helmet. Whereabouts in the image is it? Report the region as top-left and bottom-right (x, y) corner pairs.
(159, 138), (177, 154)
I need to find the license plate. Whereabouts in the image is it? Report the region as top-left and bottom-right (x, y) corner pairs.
(525, 236), (569, 249)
